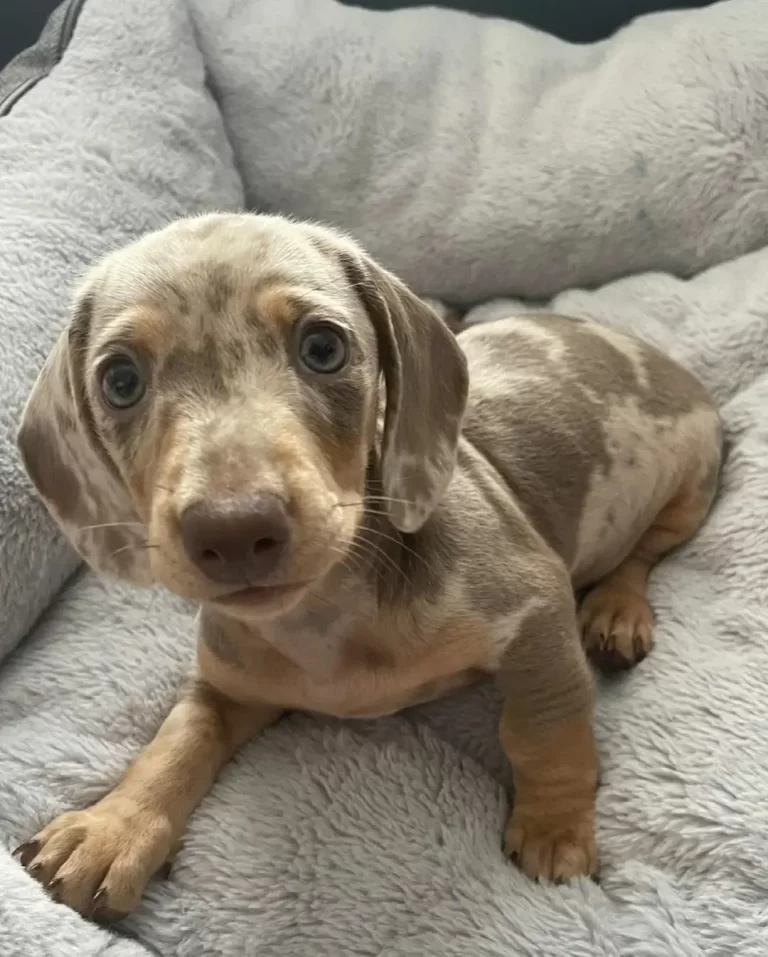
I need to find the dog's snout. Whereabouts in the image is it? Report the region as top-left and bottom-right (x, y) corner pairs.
(179, 493), (289, 585)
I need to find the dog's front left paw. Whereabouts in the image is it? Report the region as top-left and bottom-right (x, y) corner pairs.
(14, 796), (174, 918)
(503, 806), (598, 883)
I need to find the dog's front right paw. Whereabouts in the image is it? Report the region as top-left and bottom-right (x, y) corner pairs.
(15, 795), (174, 918)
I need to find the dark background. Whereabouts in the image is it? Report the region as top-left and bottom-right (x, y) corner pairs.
(1, 0), (716, 72)
(348, 0), (715, 42)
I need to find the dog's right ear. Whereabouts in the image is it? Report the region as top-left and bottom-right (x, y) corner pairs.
(17, 280), (152, 583)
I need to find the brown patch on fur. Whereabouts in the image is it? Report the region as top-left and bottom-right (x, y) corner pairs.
(302, 366), (377, 501)
(123, 306), (178, 358)
(248, 284), (304, 332)
(501, 710), (598, 881)
(317, 426), (369, 497)
(524, 313), (707, 420)
(205, 264), (235, 316)
(127, 406), (179, 509)
(341, 638), (396, 672)
(19, 418), (81, 521)
(496, 590), (598, 880)
(268, 431), (321, 486)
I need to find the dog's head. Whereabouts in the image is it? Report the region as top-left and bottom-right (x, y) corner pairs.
(19, 214), (468, 618)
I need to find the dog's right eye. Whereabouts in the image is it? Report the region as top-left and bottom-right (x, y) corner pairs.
(100, 356), (146, 410)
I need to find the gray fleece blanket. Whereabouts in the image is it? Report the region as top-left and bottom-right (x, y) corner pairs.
(1, 0), (767, 954)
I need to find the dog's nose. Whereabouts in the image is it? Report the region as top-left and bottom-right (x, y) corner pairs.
(179, 493), (290, 585)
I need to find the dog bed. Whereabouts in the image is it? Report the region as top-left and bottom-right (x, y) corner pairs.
(1, 1), (767, 954)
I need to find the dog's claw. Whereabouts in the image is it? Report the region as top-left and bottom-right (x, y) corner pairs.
(631, 634), (648, 663)
(13, 840), (40, 867)
(90, 887), (127, 925)
(92, 887), (108, 910)
(47, 876), (63, 898)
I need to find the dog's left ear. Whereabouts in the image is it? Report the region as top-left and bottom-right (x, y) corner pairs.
(340, 251), (469, 533)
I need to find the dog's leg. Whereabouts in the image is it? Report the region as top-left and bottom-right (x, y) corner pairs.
(16, 680), (280, 918)
(579, 477), (715, 671)
(499, 592), (598, 882)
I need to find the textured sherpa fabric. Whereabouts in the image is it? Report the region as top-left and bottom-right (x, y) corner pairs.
(192, 0), (768, 302)
(2, 0), (768, 954)
(0, 0), (243, 661)
(0, 844), (151, 957)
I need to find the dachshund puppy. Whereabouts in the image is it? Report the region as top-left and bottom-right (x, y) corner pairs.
(16, 213), (721, 917)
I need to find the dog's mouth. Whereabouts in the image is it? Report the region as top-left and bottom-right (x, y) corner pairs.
(212, 579), (312, 609)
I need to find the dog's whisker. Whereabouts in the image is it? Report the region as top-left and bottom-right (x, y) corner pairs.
(330, 544), (366, 576)
(308, 589), (338, 609)
(78, 521), (147, 533)
(357, 527), (429, 568)
(346, 538), (409, 584)
(326, 543), (369, 579)
(332, 495), (415, 509)
(354, 544), (413, 583)
(106, 542), (159, 561)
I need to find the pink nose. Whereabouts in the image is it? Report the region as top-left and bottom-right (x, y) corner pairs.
(179, 493), (289, 585)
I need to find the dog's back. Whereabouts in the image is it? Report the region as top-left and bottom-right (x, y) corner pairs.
(456, 315), (722, 587)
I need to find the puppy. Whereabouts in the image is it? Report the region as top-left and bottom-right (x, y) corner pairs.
(15, 213), (721, 917)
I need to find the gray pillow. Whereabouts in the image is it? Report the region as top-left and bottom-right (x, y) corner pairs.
(191, 0), (768, 302)
(0, 0), (243, 661)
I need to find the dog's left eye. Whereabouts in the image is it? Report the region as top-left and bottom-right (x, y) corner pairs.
(298, 322), (348, 375)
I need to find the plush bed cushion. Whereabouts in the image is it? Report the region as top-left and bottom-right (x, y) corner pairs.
(0, 0), (243, 660)
(192, 0), (768, 301)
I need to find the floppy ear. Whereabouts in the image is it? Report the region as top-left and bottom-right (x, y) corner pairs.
(340, 251), (469, 533)
(17, 286), (152, 584)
